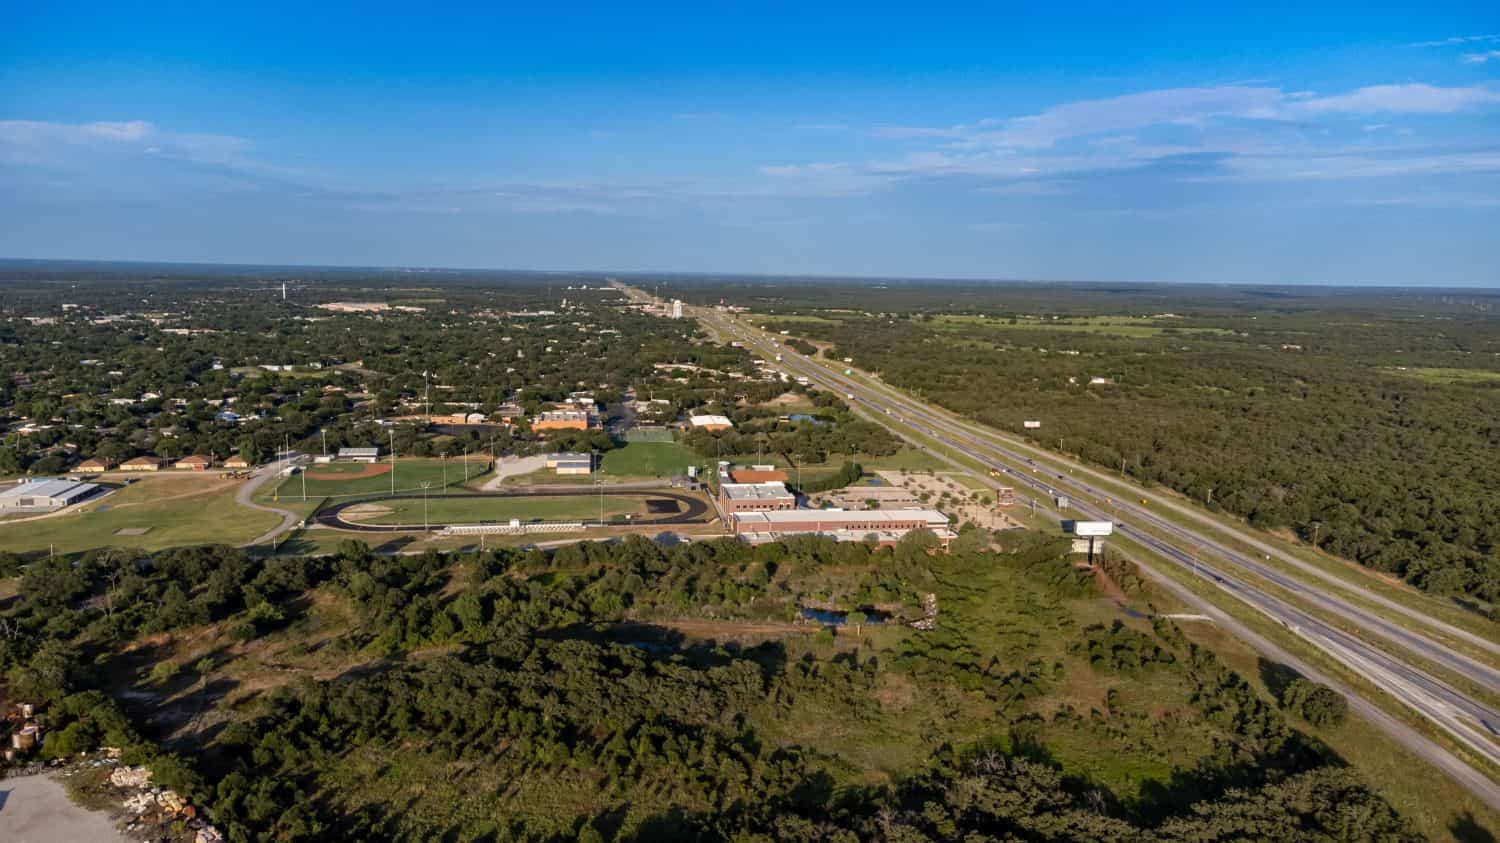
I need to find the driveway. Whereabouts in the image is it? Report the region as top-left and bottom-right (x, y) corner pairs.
(236, 455), (305, 548)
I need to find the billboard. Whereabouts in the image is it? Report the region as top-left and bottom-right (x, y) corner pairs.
(1069, 520), (1114, 536)
(1023, 420), (1042, 429)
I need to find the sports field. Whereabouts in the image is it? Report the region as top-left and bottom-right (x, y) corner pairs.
(624, 426), (675, 443)
(271, 457), (489, 499)
(345, 495), (640, 526)
(600, 442), (701, 477)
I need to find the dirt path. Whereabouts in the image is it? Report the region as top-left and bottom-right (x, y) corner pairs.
(0, 774), (129, 843)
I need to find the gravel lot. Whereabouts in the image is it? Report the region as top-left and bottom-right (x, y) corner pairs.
(0, 774), (129, 843)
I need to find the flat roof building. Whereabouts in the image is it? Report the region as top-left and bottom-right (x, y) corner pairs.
(718, 480), (796, 513)
(689, 414), (734, 431)
(0, 478), (103, 512)
(545, 452), (594, 475)
(533, 409), (597, 431)
(338, 447), (381, 463)
(730, 508), (955, 549)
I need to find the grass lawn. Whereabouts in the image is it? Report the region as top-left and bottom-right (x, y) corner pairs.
(354, 495), (640, 526)
(1382, 366), (1500, 385)
(600, 442), (703, 477)
(859, 447), (946, 471)
(271, 457), (488, 499)
(931, 314), (1235, 339)
(0, 476), (281, 555)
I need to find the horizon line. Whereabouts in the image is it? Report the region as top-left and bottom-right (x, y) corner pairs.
(1, 255), (1497, 292)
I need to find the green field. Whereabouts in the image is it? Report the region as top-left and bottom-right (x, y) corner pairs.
(1382, 366), (1500, 385)
(354, 495), (640, 525)
(624, 427), (676, 443)
(931, 314), (1236, 338)
(0, 477), (281, 555)
(272, 458), (488, 499)
(600, 442), (702, 477)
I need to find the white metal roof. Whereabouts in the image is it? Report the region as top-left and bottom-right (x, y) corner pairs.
(732, 509), (950, 527)
(721, 481), (795, 500)
(689, 414), (733, 427)
(0, 478), (99, 501)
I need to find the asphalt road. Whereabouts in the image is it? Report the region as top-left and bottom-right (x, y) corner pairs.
(314, 488), (712, 532)
(673, 293), (1500, 809)
(236, 453), (306, 547)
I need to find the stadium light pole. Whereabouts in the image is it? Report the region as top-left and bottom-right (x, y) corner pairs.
(441, 452), (448, 487)
(389, 429), (396, 495)
(420, 481), (431, 533)
(320, 428), (326, 459)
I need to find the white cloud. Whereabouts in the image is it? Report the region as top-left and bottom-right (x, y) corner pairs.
(1294, 84), (1500, 114)
(1411, 34), (1500, 48)
(0, 119), (251, 167)
(1462, 50), (1500, 64)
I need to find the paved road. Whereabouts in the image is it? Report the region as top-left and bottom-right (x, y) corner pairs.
(235, 455), (305, 548)
(314, 488), (712, 532)
(667, 291), (1500, 809)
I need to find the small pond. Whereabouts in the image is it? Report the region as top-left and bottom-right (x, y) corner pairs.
(799, 606), (892, 626)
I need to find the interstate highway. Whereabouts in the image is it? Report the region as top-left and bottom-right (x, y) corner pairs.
(676, 298), (1500, 803)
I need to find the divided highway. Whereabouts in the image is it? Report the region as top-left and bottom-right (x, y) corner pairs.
(659, 292), (1500, 807)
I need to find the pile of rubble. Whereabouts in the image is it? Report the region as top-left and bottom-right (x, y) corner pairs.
(106, 764), (224, 843)
(910, 592), (939, 630)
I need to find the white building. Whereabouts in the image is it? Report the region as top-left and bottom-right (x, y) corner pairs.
(337, 447), (381, 463)
(670, 299), (684, 319)
(545, 453), (594, 475)
(0, 478), (102, 513)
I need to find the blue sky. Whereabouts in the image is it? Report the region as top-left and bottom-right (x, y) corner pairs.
(2, 2), (1498, 285)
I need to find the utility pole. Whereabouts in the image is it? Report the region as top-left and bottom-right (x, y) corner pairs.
(389, 429), (396, 495)
(441, 452), (448, 487)
(301, 467), (307, 501)
(320, 429), (327, 459)
(597, 478), (604, 525)
(421, 481), (431, 532)
(462, 446), (469, 482)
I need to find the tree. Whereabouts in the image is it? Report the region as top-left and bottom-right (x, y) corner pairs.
(846, 610), (867, 636)
(238, 436), (263, 466)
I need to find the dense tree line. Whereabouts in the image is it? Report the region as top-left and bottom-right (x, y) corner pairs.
(0, 527), (1416, 842)
(750, 305), (1500, 601)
